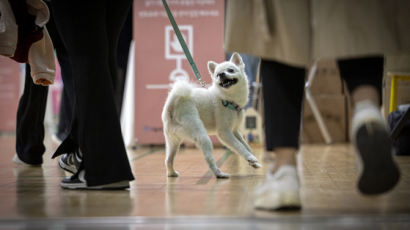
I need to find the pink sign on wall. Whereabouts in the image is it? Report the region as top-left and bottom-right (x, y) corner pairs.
(133, 0), (225, 144)
(50, 60), (63, 117)
(0, 56), (21, 132)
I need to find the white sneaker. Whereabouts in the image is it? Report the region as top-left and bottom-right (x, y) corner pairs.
(58, 150), (82, 174)
(254, 165), (301, 210)
(352, 101), (400, 195)
(60, 170), (130, 190)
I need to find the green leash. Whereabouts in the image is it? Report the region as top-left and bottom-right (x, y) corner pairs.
(162, 0), (206, 87)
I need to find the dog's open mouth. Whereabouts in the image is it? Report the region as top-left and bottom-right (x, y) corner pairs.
(219, 78), (238, 88)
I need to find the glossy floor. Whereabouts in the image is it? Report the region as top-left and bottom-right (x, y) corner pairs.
(0, 135), (409, 229)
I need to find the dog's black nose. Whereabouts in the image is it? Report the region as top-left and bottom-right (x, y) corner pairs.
(217, 72), (226, 79)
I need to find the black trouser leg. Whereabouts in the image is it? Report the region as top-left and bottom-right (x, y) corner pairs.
(338, 56), (384, 105)
(261, 60), (305, 151)
(50, 0), (134, 185)
(45, 3), (76, 141)
(106, 1), (132, 115)
(261, 57), (383, 152)
(16, 65), (48, 164)
(116, 9), (133, 114)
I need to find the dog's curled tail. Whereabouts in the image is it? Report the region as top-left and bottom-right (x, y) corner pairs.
(169, 79), (193, 98)
(162, 79), (194, 123)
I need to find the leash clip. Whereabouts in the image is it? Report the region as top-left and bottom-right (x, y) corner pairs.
(199, 79), (206, 88)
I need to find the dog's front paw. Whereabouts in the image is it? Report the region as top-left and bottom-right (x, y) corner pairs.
(215, 169), (230, 179)
(167, 170), (179, 177)
(247, 156), (261, 169)
(249, 161), (262, 168)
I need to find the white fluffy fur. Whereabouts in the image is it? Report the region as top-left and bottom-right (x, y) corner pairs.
(161, 53), (261, 178)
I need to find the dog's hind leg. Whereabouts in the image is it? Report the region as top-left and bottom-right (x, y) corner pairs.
(179, 117), (229, 178)
(195, 134), (229, 178)
(165, 134), (182, 177)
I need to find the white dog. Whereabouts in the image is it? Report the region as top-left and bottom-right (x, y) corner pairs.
(161, 53), (261, 178)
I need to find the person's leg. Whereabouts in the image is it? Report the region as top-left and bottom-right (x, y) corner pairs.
(112, 3), (133, 114)
(338, 56), (383, 106)
(254, 60), (305, 210)
(261, 60), (305, 173)
(50, 0), (134, 187)
(45, 3), (75, 142)
(54, 37), (76, 143)
(105, 0), (132, 115)
(15, 64), (48, 165)
(338, 56), (400, 195)
(56, 89), (74, 141)
(241, 54), (260, 109)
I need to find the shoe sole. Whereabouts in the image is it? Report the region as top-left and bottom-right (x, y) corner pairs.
(254, 191), (301, 211)
(355, 121), (400, 195)
(58, 157), (77, 174)
(60, 181), (130, 190)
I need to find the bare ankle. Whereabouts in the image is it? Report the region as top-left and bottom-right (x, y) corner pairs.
(270, 147), (298, 174)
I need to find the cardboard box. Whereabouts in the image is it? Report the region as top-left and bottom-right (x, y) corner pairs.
(308, 59), (344, 95)
(345, 84), (353, 142)
(301, 94), (348, 143)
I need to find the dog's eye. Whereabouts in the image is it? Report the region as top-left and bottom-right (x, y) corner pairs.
(227, 68), (234, 73)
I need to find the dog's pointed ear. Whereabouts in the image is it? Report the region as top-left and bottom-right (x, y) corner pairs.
(208, 61), (217, 75)
(230, 52), (244, 69)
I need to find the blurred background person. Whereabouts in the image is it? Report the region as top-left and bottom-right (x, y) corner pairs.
(49, 0), (134, 189)
(225, 0), (410, 210)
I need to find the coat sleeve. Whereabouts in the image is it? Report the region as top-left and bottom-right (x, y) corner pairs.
(28, 27), (56, 86)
